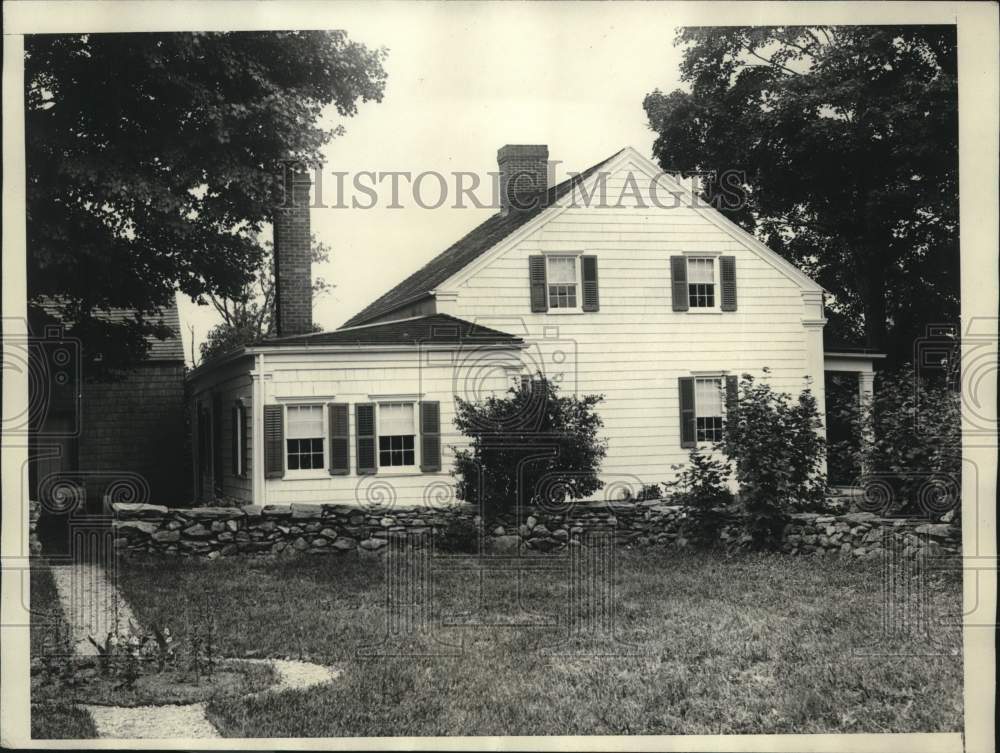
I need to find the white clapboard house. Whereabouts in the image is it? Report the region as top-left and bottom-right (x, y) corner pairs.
(187, 145), (883, 507)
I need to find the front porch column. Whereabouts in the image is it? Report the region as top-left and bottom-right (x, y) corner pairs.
(858, 368), (875, 409)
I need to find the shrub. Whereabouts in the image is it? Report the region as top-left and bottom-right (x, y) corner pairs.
(828, 364), (961, 519)
(452, 377), (607, 522)
(719, 371), (826, 548)
(434, 517), (480, 554)
(665, 448), (733, 547)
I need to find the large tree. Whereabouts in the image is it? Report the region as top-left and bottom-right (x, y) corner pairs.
(643, 26), (957, 362)
(26, 31), (386, 372)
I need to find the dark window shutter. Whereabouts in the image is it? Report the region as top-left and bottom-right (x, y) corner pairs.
(679, 377), (696, 448)
(419, 401), (442, 472)
(356, 403), (377, 475)
(725, 375), (739, 430)
(328, 403), (350, 475)
(240, 402), (249, 477)
(212, 393), (223, 493)
(529, 255), (548, 312)
(581, 255), (599, 312)
(231, 405), (239, 477)
(671, 256), (688, 311)
(263, 404), (284, 479)
(720, 255), (737, 311)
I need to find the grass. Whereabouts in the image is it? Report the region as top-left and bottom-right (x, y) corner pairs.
(108, 548), (964, 737)
(29, 564), (98, 739)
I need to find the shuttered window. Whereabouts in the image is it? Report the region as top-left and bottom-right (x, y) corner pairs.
(419, 401), (442, 472)
(581, 255), (599, 312)
(263, 405), (284, 478)
(355, 403), (377, 475)
(694, 377), (725, 442)
(687, 258), (716, 308)
(377, 402), (416, 467)
(328, 403), (350, 475)
(547, 255), (578, 309)
(231, 402), (247, 478)
(286, 404), (325, 471)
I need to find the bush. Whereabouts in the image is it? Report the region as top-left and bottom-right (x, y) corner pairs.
(434, 517), (480, 554)
(719, 371), (826, 548)
(828, 364), (961, 519)
(665, 448), (733, 547)
(452, 377), (607, 522)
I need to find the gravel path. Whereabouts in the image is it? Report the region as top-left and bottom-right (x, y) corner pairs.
(252, 659), (341, 694)
(81, 702), (221, 739)
(49, 563), (341, 739)
(49, 562), (137, 657)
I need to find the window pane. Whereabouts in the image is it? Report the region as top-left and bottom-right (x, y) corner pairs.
(695, 378), (724, 416)
(378, 434), (415, 467)
(547, 256), (577, 284)
(688, 258), (714, 283)
(548, 283), (578, 309)
(378, 402), (415, 435)
(287, 405), (323, 439)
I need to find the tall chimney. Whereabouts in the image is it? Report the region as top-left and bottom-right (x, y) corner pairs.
(273, 167), (313, 337)
(497, 144), (549, 214)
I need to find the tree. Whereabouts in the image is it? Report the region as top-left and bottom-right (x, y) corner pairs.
(718, 372), (826, 548)
(26, 31), (386, 371)
(198, 236), (332, 362)
(643, 26), (957, 363)
(452, 378), (607, 522)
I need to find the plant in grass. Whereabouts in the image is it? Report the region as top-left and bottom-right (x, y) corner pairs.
(87, 632), (116, 677)
(718, 371), (826, 549)
(453, 376), (607, 522)
(434, 516), (480, 554)
(828, 363), (961, 520)
(665, 448), (733, 547)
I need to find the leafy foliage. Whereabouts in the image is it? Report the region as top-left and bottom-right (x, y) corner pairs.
(718, 372), (827, 548)
(434, 517), (481, 554)
(26, 31), (386, 370)
(665, 448), (734, 547)
(644, 26), (958, 362)
(452, 377), (607, 521)
(828, 364), (961, 519)
(199, 236), (332, 362)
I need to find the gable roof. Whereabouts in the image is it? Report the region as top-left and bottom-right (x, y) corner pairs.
(35, 297), (185, 362)
(342, 150), (625, 327)
(255, 313), (523, 349)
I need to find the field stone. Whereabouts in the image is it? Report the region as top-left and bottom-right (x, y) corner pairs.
(112, 503), (169, 519)
(333, 537), (357, 551)
(293, 537), (309, 551)
(360, 538), (387, 551)
(152, 529), (180, 543)
(184, 523), (211, 538)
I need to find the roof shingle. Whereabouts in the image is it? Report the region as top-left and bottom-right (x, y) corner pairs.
(255, 313), (522, 348)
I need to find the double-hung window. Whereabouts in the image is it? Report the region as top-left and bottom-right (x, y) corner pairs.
(694, 377), (725, 442)
(378, 402), (416, 468)
(286, 404), (325, 471)
(547, 255), (579, 310)
(687, 257), (717, 309)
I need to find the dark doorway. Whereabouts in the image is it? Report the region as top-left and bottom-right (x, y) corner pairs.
(824, 371), (861, 487)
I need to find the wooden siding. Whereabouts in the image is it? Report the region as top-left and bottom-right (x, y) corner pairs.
(446, 162), (817, 489)
(259, 348), (518, 505)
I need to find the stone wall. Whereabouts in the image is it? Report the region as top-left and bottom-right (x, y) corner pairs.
(110, 500), (961, 561)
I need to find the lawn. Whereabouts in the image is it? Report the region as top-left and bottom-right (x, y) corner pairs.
(105, 548), (964, 737)
(30, 566), (98, 739)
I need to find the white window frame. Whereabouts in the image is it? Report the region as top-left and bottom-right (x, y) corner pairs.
(376, 401), (420, 473)
(284, 403), (327, 478)
(544, 252), (584, 314)
(693, 375), (725, 444)
(685, 254), (722, 313)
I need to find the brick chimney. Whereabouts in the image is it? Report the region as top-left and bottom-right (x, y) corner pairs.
(497, 144), (549, 214)
(273, 167), (313, 337)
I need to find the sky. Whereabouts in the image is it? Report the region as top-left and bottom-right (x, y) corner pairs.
(176, 4), (688, 365)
